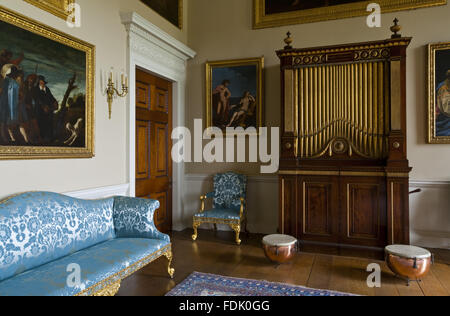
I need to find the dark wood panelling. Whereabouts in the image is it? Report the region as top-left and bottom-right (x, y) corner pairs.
(155, 123), (168, 177)
(136, 69), (173, 233)
(136, 121), (150, 180)
(136, 82), (150, 110)
(297, 176), (340, 244)
(303, 182), (332, 237)
(342, 178), (387, 247)
(280, 176), (297, 236)
(156, 88), (169, 113)
(347, 184), (380, 239)
(388, 179), (410, 245)
(150, 192), (168, 227)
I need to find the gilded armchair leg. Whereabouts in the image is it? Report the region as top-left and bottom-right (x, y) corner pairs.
(192, 221), (200, 241)
(93, 280), (121, 296)
(231, 223), (241, 245)
(164, 250), (175, 279)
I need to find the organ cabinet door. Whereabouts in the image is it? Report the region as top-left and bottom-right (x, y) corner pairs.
(278, 24), (412, 249)
(339, 176), (387, 248)
(297, 176), (340, 244)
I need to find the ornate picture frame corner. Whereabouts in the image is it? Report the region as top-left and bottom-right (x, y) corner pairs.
(427, 41), (450, 144)
(23, 0), (75, 20)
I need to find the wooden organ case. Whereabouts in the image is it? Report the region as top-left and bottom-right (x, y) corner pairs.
(277, 28), (412, 249)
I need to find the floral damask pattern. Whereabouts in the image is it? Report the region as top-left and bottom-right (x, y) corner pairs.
(213, 173), (247, 211)
(0, 192), (115, 282)
(113, 196), (170, 242)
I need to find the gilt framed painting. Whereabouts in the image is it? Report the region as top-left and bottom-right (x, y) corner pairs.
(254, 0), (447, 29)
(140, 0), (183, 29)
(0, 6), (95, 159)
(428, 42), (450, 144)
(23, 0), (74, 20)
(206, 57), (264, 134)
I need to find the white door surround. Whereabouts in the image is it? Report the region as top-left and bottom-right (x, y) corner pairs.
(121, 12), (196, 231)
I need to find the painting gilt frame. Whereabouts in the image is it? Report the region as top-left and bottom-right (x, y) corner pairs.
(206, 57), (264, 135)
(254, 0), (447, 29)
(428, 42), (450, 144)
(23, 0), (74, 20)
(0, 6), (95, 159)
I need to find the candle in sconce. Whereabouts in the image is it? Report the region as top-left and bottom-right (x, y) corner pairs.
(105, 67), (129, 119)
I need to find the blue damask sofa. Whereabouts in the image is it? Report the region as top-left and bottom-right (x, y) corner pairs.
(0, 192), (174, 296)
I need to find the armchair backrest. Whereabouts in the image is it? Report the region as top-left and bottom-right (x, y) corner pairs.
(213, 172), (247, 211)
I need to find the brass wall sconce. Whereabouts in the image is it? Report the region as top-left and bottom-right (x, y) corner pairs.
(106, 69), (129, 119)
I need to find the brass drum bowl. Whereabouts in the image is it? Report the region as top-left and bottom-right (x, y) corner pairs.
(263, 234), (297, 264)
(385, 245), (433, 285)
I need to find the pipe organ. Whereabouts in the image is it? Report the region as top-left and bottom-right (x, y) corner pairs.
(278, 26), (412, 249)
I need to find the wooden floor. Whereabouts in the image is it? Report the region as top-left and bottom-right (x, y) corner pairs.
(117, 229), (450, 296)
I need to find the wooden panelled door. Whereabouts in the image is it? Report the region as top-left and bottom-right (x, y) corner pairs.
(135, 69), (172, 233)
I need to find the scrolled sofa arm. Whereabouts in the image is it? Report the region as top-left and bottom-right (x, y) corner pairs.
(113, 196), (170, 243)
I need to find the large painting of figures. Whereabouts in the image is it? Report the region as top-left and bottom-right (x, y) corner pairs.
(428, 43), (450, 144)
(206, 58), (264, 134)
(254, 0), (447, 29)
(140, 0), (182, 29)
(0, 6), (94, 159)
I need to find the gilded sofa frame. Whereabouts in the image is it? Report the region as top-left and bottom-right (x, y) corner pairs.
(76, 244), (175, 296)
(192, 195), (246, 245)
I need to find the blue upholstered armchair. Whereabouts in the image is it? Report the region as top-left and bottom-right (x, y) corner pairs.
(192, 172), (247, 245)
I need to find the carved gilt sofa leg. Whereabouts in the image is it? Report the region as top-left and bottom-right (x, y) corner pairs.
(192, 221), (200, 241)
(231, 223), (241, 245)
(164, 249), (175, 279)
(93, 280), (121, 296)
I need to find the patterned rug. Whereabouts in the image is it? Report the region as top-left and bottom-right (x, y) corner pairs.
(166, 272), (356, 296)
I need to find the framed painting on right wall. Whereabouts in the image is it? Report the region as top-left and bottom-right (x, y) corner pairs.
(428, 42), (450, 143)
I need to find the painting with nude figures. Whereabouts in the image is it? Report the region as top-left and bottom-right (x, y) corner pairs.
(206, 58), (264, 133)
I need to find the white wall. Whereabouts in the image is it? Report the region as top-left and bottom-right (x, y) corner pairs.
(183, 0), (450, 249)
(410, 182), (450, 249)
(0, 0), (188, 198)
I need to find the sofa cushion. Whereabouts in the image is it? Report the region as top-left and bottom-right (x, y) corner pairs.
(0, 192), (115, 282)
(0, 238), (170, 296)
